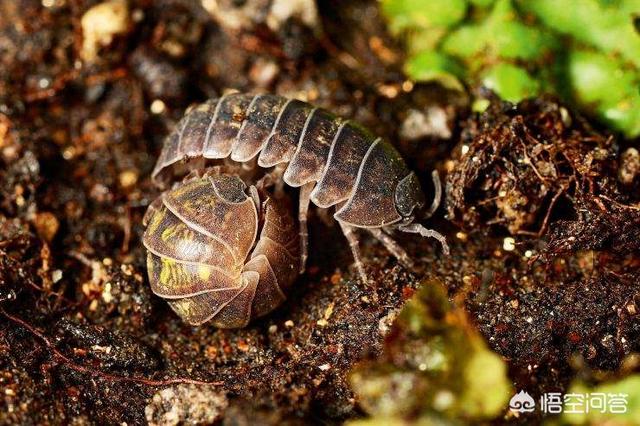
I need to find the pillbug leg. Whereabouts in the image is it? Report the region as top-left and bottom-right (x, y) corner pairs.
(399, 223), (450, 255)
(249, 185), (261, 216)
(181, 165), (225, 186)
(316, 207), (334, 227)
(180, 164), (207, 183)
(200, 166), (224, 178)
(424, 170), (443, 219)
(273, 163), (287, 197)
(298, 182), (314, 273)
(256, 163), (287, 197)
(338, 222), (368, 284)
(368, 228), (414, 268)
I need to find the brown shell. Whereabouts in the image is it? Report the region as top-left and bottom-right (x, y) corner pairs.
(143, 174), (299, 327)
(143, 93), (448, 311)
(151, 93), (426, 229)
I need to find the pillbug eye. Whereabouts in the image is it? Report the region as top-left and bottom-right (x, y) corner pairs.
(395, 172), (425, 218)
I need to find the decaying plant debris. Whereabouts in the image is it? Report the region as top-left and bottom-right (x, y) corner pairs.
(439, 91), (640, 422)
(446, 93), (620, 236)
(1, 0), (639, 424)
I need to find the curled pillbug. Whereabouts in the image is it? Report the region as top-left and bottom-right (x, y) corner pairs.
(143, 173), (299, 326)
(144, 92), (448, 326)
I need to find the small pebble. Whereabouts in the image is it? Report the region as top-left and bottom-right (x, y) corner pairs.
(150, 99), (166, 114)
(323, 303), (334, 320)
(619, 147), (639, 185)
(89, 299), (99, 312)
(118, 170), (138, 189)
(81, 0), (130, 61)
(267, 0), (319, 31)
(205, 346), (218, 359)
(33, 212), (59, 243)
(503, 237), (516, 251)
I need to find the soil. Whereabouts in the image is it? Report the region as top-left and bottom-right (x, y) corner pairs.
(0, 0), (638, 425)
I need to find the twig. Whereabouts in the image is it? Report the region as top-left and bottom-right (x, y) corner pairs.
(1, 309), (222, 387)
(120, 206), (132, 254)
(599, 195), (640, 211)
(518, 186), (565, 237)
(319, 37), (360, 70)
(519, 138), (548, 184)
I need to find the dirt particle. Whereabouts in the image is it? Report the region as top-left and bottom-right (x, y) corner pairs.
(145, 385), (228, 426)
(502, 237), (516, 252)
(81, 0), (131, 61)
(150, 100), (166, 115)
(237, 340), (250, 352)
(32, 212), (59, 243)
(400, 107), (451, 140)
(205, 346), (218, 360)
(118, 170), (138, 189)
(267, 0), (320, 32)
(619, 147), (639, 185)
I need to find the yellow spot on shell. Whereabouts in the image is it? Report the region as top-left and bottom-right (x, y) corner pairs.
(159, 257), (175, 285)
(161, 225), (178, 242)
(146, 208), (164, 235)
(198, 265), (211, 281)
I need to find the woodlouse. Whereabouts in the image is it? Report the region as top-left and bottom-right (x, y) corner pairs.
(143, 173), (299, 326)
(143, 92), (448, 326)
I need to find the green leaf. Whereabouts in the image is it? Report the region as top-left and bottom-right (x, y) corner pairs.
(441, 24), (487, 58)
(563, 376), (640, 424)
(469, 0), (495, 7)
(568, 49), (640, 137)
(485, 0), (554, 60)
(460, 344), (511, 418)
(520, 0), (640, 68)
(383, 0), (640, 138)
(442, 0), (558, 62)
(481, 63), (540, 101)
(381, 0), (468, 33)
(348, 281), (512, 424)
(405, 51), (465, 91)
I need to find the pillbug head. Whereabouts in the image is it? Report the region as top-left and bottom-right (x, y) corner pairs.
(394, 172), (426, 220)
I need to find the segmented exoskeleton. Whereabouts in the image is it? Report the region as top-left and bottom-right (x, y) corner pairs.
(151, 92), (448, 285)
(143, 173), (299, 326)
